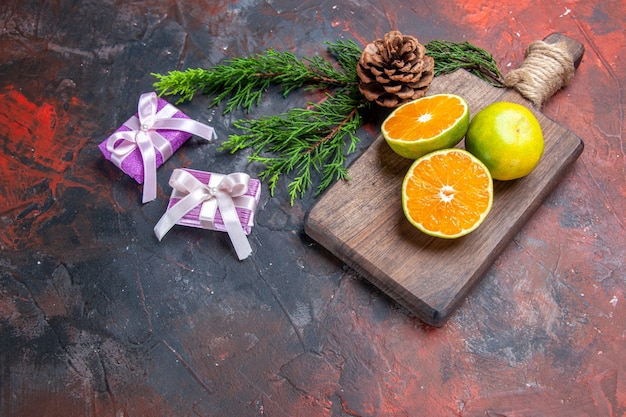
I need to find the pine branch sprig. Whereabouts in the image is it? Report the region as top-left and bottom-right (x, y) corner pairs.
(220, 89), (367, 204)
(425, 40), (505, 87)
(152, 45), (359, 113)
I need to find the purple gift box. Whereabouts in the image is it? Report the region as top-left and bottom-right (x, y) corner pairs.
(98, 95), (193, 184)
(166, 168), (261, 235)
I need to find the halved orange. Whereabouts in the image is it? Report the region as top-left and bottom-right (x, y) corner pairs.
(382, 93), (469, 159)
(402, 148), (493, 239)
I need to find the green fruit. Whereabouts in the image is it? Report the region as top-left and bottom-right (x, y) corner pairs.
(465, 102), (544, 181)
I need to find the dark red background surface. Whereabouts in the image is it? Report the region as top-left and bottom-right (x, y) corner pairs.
(1, 1), (624, 416)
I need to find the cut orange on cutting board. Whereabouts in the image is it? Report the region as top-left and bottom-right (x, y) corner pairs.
(402, 148), (493, 239)
(382, 93), (469, 159)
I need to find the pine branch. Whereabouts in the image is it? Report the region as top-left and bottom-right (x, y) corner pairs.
(152, 45), (359, 113)
(220, 89), (367, 204)
(425, 40), (505, 87)
(152, 40), (368, 203)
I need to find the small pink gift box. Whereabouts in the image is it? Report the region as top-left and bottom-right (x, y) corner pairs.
(154, 168), (261, 260)
(98, 92), (216, 203)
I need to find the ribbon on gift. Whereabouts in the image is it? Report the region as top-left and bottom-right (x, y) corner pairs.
(105, 92), (217, 203)
(154, 169), (253, 260)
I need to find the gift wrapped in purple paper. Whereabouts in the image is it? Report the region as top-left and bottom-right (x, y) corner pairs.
(154, 168), (261, 260)
(98, 92), (216, 203)
(166, 168), (260, 234)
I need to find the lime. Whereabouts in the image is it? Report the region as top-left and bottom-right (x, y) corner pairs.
(465, 102), (544, 181)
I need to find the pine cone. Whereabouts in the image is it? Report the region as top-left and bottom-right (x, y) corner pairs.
(357, 31), (435, 108)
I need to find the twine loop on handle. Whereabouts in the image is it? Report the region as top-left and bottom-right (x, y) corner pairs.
(504, 41), (575, 107)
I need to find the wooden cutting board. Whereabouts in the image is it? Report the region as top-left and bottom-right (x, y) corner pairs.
(304, 66), (584, 327)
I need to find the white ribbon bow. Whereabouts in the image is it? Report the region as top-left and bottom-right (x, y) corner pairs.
(105, 92), (216, 203)
(154, 169), (253, 260)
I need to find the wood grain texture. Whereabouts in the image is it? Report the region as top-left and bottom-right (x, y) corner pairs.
(304, 69), (584, 327)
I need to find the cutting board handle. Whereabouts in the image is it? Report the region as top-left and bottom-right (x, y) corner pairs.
(505, 33), (585, 106)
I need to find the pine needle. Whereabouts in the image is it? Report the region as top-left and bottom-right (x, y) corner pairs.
(425, 40), (505, 87)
